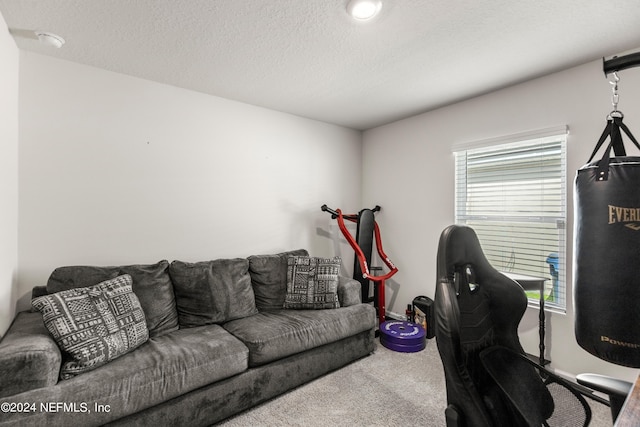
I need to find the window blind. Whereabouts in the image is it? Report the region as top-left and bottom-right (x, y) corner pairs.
(454, 134), (567, 310)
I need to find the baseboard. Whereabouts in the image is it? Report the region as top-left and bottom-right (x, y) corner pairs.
(385, 311), (405, 321)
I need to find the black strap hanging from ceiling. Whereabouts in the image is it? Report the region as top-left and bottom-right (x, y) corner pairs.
(588, 116), (640, 181)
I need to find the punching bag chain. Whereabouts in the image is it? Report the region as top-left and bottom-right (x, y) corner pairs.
(609, 72), (622, 118)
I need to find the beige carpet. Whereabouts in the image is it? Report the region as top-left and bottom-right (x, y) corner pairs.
(215, 338), (612, 426)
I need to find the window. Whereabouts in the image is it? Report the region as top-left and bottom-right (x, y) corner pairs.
(454, 128), (567, 311)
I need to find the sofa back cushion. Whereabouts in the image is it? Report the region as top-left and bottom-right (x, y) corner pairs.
(247, 249), (308, 311)
(169, 258), (258, 327)
(46, 260), (179, 337)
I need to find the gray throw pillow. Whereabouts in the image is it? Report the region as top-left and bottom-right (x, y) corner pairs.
(47, 261), (179, 337)
(247, 249), (309, 311)
(169, 258), (258, 327)
(32, 275), (149, 379)
(284, 256), (341, 309)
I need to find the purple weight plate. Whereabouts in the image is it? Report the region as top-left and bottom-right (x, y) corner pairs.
(380, 335), (426, 353)
(379, 321), (426, 352)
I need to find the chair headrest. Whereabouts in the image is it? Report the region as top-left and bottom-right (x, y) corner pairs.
(436, 225), (494, 283)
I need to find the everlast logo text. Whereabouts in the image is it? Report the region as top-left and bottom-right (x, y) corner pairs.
(608, 205), (640, 230)
(601, 335), (640, 349)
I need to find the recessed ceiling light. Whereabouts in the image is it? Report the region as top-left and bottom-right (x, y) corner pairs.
(346, 0), (382, 21)
(35, 31), (65, 48)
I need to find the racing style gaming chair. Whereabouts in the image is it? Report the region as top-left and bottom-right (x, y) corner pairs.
(434, 225), (592, 427)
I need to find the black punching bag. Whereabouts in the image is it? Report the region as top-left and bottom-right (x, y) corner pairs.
(574, 116), (640, 368)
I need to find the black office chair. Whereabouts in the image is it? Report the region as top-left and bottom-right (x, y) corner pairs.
(434, 225), (592, 426)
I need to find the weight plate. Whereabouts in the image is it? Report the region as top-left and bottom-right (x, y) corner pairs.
(379, 321), (426, 352)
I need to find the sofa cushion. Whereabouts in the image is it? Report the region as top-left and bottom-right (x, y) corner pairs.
(169, 258), (258, 327)
(0, 311), (61, 398)
(284, 256), (341, 309)
(223, 304), (376, 367)
(46, 260), (179, 337)
(0, 325), (249, 426)
(248, 249), (308, 311)
(32, 275), (149, 379)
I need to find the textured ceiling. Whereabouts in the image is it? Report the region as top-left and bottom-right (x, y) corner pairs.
(2, 0), (640, 130)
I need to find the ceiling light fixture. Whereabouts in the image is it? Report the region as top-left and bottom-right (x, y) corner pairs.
(346, 0), (382, 21)
(35, 31), (65, 48)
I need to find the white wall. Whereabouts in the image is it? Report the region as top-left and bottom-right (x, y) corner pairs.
(363, 57), (640, 382)
(17, 52), (362, 311)
(12, 29), (639, 383)
(0, 13), (19, 337)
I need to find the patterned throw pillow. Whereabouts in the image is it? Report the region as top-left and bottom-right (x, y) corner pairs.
(284, 256), (341, 309)
(32, 274), (149, 379)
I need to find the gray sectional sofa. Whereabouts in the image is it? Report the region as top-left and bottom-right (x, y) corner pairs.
(0, 249), (377, 426)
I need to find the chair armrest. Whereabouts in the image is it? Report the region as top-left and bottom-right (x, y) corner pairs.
(0, 311), (61, 398)
(480, 346), (555, 425)
(337, 276), (361, 307)
(576, 373), (633, 398)
(577, 373), (633, 421)
(481, 346), (592, 426)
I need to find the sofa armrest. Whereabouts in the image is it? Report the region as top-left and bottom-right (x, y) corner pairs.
(338, 276), (361, 307)
(0, 311), (61, 398)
